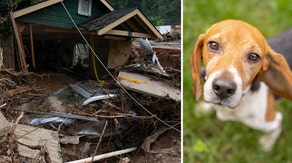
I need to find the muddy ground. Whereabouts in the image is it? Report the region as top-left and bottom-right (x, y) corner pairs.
(0, 42), (181, 163)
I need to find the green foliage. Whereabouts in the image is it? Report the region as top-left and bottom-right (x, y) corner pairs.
(107, 0), (180, 25)
(0, 0), (11, 16)
(148, 15), (164, 26)
(193, 139), (208, 153)
(0, 0), (12, 38)
(11, 0), (22, 6)
(11, 0), (44, 8)
(184, 0), (292, 162)
(1, 0), (44, 38)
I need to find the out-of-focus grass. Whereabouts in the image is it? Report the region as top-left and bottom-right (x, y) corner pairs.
(183, 0), (292, 162)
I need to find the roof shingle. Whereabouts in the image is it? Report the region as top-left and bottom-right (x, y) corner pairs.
(78, 7), (138, 31)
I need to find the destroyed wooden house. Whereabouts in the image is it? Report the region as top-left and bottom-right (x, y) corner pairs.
(11, 0), (163, 78)
(0, 1), (181, 162)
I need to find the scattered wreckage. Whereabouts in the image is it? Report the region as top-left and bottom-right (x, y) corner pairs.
(0, 39), (181, 162)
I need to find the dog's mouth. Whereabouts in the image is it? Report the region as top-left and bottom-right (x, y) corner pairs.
(219, 102), (239, 109)
(204, 97), (242, 109)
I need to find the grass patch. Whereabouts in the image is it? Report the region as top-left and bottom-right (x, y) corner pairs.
(183, 0), (292, 162)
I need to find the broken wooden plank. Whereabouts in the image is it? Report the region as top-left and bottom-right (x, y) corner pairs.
(152, 46), (181, 52)
(15, 124), (62, 163)
(0, 47), (3, 69)
(107, 40), (132, 69)
(29, 24), (36, 68)
(118, 71), (180, 101)
(0, 111), (62, 162)
(106, 29), (153, 38)
(0, 111), (11, 132)
(4, 86), (33, 97)
(10, 12), (28, 72)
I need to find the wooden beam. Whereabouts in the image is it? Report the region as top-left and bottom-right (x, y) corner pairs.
(44, 27), (78, 34)
(44, 27), (151, 38)
(103, 35), (129, 40)
(12, 0), (62, 18)
(133, 16), (153, 35)
(119, 23), (131, 31)
(0, 47), (3, 69)
(44, 27), (99, 35)
(10, 12), (28, 72)
(17, 23), (28, 71)
(30, 24), (36, 68)
(105, 29), (153, 38)
(97, 9), (163, 40)
(124, 19), (140, 32)
(100, 0), (114, 11)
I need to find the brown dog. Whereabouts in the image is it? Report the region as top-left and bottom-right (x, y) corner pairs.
(191, 19), (292, 151)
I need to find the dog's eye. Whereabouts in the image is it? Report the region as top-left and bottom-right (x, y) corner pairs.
(248, 53), (260, 63)
(208, 41), (219, 51)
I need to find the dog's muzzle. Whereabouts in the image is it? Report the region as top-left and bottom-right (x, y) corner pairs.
(203, 67), (243, 109)
(212, 78), (237, 100)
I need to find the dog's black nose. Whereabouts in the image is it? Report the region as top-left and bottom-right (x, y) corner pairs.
(212, 78), (236, 99)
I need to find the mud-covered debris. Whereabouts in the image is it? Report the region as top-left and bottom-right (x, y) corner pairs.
(0, 39), (181, 162)
(25, 116), (74, 126)
(118, 71), (181, 101)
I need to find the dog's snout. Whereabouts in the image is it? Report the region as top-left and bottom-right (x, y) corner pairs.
(212, 78), (236, 99)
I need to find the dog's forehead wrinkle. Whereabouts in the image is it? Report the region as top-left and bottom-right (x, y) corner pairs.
(207, 21), (267, 50)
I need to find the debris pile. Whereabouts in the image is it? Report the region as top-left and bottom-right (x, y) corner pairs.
(0, 42), (181, 162)
(156, 25), (181, 41)
(126, 39), (181, 89)
(0, 69), (42, 107)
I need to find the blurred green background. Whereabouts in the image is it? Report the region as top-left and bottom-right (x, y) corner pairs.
(183, 0), (292, 162)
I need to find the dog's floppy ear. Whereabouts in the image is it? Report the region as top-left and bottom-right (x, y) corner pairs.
(261, 46), (292, 99)
(190, 34), (205, 101)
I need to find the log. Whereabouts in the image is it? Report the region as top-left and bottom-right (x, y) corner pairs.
(4, 86), (33, 97)
(10, 12), (28, 72)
